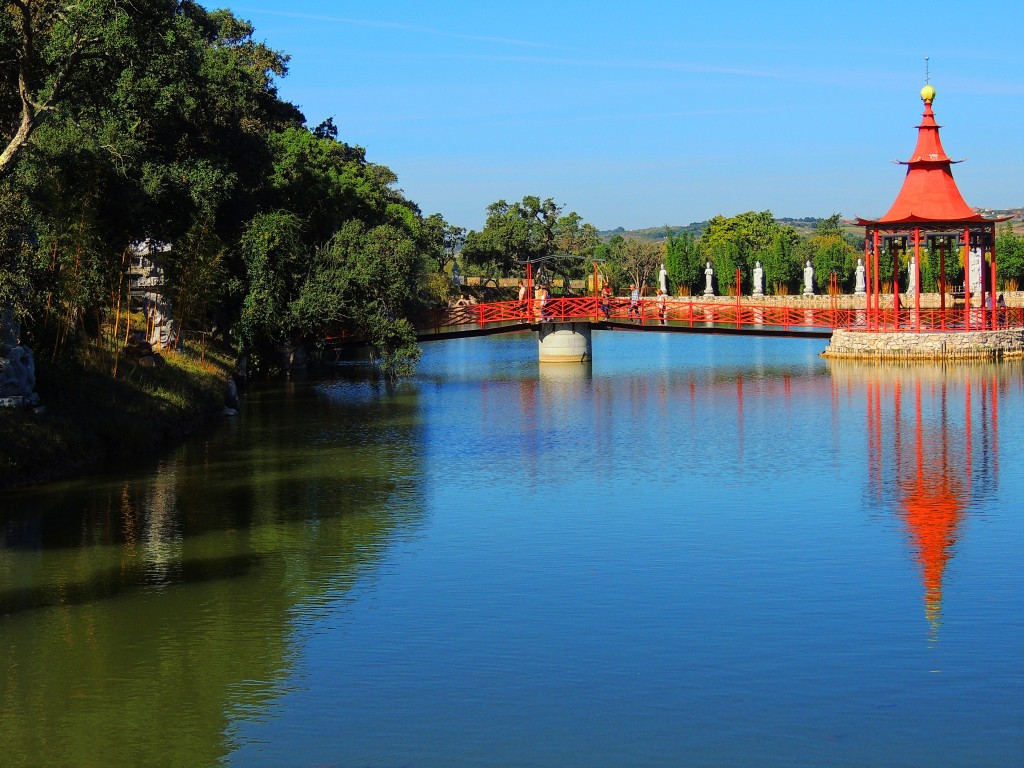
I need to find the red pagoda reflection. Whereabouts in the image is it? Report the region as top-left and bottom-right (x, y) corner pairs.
(865, 368), (1000, 638)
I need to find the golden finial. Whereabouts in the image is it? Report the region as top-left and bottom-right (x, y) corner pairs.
(921, 57), (935, 103)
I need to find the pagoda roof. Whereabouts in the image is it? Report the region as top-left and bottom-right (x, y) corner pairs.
(855, 88), (1009, 227)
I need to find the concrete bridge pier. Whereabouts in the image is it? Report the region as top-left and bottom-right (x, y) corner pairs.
(537, 322), (592, 363)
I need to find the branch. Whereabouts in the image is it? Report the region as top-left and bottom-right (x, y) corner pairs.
(0, 4), (108, 177)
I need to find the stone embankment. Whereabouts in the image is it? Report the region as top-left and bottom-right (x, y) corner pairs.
(823, 328), (1024, 361)
(683, 291), (1024, 361)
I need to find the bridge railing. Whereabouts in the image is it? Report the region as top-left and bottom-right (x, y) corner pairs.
(418, 298), (1023, 335)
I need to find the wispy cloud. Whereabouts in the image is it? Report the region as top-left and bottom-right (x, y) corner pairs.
(233, 7), (572, 51)
(341, 49), (788, 81)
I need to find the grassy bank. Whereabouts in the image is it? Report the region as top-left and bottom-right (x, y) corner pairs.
(0, 342), (235, 490)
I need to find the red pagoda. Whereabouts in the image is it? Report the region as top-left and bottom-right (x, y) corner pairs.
(854, 84), (1011, 331)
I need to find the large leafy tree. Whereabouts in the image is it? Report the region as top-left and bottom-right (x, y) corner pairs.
(611, 237), (662, 293)
(1, 1), (450, 378)
(5, 1), (302, 354)
(462, 196), (561, 275)
(461, 196), (597, 290)
(0, 0), (122, 176)
(293, 220), (423, 378)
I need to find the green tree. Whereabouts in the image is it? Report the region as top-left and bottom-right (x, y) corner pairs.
(611, 237), (662, 292)
(708, 239), (742, 295)
(235, 210), (305, 369)
(0, 0), (129, 176)
(420, 213), (465, 275)
(800, 214), (858, 292)
(996, 222), (1024, 290)
(2, 1), (436, 380)
(699, 210), (797, 293)
(761, 230), (800, 294)
(664, 228), (700, 294)
(461, 195), (561, 275)
(594, 235), (625, 291)
(294, 220), (422, 379)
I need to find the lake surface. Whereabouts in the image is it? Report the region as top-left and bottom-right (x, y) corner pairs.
(1, 331), (1022, 767)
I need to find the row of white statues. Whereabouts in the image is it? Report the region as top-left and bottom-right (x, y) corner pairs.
(694, 260), (868, 298)
(660, 252), (987, 298)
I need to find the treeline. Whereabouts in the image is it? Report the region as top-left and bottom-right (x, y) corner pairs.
(462, 203), (1024, 297)
(1, 1), (463, 377)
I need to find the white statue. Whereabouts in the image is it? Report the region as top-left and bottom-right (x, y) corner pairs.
(752, 261), (764, 297)
(802, 260), (815, 296)
(703, 261), (714, 296)
(969, 247), (983, 294)
(855, 258), (866, 296)
(906, 255), (917, 294)
(0, 344), (35, 398)
(659, 263), (668, 295)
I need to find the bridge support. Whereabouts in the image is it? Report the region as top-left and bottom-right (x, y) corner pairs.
(537, 322), (592, 363)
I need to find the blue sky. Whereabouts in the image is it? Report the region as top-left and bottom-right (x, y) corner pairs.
(223, 1), (1023, 232)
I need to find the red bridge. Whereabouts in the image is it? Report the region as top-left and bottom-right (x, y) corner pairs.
(417, 296), (1022, 341)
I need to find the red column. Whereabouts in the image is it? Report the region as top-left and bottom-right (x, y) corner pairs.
(893, 241), (901, 329)
(864, 233), (871, 329)
(873, 230), (881, 330)
(913, 227), (921, 331)
(963, 227), (970, 330)
(939, 238), (946, 328)
(990, 225), (998, 329)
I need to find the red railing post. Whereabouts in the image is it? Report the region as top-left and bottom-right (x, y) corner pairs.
(735, 268), (741, 329)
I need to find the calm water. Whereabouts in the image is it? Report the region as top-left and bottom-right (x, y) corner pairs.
(1, 332), (1022, 767)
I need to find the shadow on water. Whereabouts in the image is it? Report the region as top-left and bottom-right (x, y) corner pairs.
(0, 369), (427, 768)
(0, 552), (263, 617)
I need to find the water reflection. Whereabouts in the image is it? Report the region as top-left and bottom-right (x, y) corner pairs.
(829, 361), (1006, 640)
(0, 377), (425, 767)
(1, 340), (1021, 767)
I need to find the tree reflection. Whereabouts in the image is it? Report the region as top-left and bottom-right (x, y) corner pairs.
(0, 377), (425, 767)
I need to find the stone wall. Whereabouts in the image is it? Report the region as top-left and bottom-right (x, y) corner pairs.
(823, 328), (1024, 361)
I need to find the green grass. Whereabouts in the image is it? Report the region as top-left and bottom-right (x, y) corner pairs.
(0, 341), (234, 490)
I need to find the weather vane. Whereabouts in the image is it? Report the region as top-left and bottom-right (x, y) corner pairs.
(925, 56), (930, 85)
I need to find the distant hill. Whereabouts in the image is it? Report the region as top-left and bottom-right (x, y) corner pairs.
(599, 208), (1024, 242)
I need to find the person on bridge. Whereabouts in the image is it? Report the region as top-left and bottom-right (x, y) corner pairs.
(536, 283), (551, 322)
(600, 283), (612, 320)
(656, 289), (667, 325)
(517, 280), (528, 317)
(628, 284), (641, 323)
